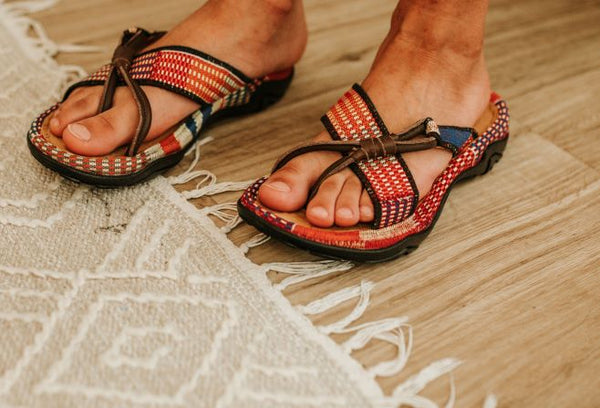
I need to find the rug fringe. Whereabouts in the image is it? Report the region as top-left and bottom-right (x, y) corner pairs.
(297, 280), (375, 316)
(342, 317), (412, 378)
(239, 233), (270, 254)
(201, 202), (242, 233)
(183, 180), (254, 200)
(168, 137), (213, 185)
(483, 394), (498, 408)
(373, 360), (461, 408)
(314, 281), (375, 335)
(168, 136), (254, 198)
(393, 358), (462, 397)
(264, 260), (354, 291)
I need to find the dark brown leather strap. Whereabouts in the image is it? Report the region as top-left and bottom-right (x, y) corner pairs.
(97, 28), (166, 157)
(271, 118), (441, 203)
(306, 135), (437, 202)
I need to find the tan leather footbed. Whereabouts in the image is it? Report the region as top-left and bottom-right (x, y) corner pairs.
(252, 100), (500, 231)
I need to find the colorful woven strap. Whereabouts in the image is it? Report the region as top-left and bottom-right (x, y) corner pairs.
(64, 46), (252, 107)
(321, 84), (419, 228)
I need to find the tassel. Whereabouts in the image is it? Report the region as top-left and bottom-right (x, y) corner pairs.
(316, 281), (375, 334)
(168, 137), (214, 185)
(262, 260), (354, 291)
(182, 180), (254, 200)
(200, 202), (243, 233)
(393, 358), (462, 397)
(483, 394), (498, 408)
(239, 233), (270, 254)
(297, 280), (375, 316)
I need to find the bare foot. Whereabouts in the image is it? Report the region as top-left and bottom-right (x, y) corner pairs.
(259, 4), (491, 228)
(50, 0), (307, 156)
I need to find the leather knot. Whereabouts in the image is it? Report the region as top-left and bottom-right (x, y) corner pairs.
(111, 28), (153, 68)
(352, 134), (398, 162)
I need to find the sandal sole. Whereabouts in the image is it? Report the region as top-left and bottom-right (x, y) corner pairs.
(28, 73), (293, 188)
(238, 136), (509, 263)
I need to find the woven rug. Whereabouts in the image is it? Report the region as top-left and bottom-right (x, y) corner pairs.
(0, 2), (496, 407)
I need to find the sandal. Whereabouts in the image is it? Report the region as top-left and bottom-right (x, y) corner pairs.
(238, 84), (509, 262)
(27, 28), (293, 187)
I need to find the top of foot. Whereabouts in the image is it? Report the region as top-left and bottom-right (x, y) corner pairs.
(49, 0), (307, 157)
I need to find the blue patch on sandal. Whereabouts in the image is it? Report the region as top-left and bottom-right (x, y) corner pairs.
(438, 127), (473, 150)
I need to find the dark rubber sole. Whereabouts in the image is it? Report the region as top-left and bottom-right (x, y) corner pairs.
(28, 72), (294, 188)
(238, 136), (508, 263)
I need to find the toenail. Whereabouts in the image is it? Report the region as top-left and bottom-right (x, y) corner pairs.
(265, 180), (291, 192)
(360, 206), (373, 218)
(68, 123), (91, 142)
(337, 208), (354, 219)
(50, 118), (60, 129)
(310, 206), (329, 219)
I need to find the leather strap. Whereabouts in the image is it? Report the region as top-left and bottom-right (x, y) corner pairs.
(97, 28), (165, 113)
(95, 28), (166, 157)
(64, 28), (253, 157)
(272, 127), (439, 203)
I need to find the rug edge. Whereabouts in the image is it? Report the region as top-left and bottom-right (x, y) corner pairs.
(151, 176), (387, 405)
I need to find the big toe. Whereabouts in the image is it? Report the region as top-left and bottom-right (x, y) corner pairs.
(50, 89), (100, 136)
(62, 105), (136, 156)
(258, 149), (340, 213)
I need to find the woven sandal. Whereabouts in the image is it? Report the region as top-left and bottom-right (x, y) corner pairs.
(27, 28), (293, 187)
(238, 84), (509, 262)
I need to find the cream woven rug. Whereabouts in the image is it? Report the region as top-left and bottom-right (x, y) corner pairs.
(0, 2), (496, 407)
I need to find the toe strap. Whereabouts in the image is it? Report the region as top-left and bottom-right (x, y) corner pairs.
(318, 84), (423, 228)
(272, 129), (440, 206)
(270, 83), (452, 229)
(61, 27), (258, 156)
(64, 33), (253, 107)
(314, 84), (477, 228)
(102, 28), (167, 156)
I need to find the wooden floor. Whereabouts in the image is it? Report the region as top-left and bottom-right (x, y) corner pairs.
(35, 1), (600, 406)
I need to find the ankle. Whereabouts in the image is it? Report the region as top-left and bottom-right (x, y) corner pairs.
(211, 0), (298, 20)
(259, 0), (297, 15)
(389, 3), (485, 61)
(167, 0), (306, 78)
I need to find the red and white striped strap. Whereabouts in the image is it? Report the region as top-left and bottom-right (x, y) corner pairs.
(64, 46), (252, 106)
(321, 84), (419, 228)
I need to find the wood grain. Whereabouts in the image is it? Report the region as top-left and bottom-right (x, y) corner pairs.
(33, 0), (600, 406)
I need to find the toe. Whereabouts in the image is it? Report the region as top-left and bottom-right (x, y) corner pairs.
(62, 104), (137, 156)
(334, 173), (361, 227)
(306, 173), (347, 228)
(259, 150), (340, 212)
(359, 190), (375, 223)
(50, 88), (100, 136)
